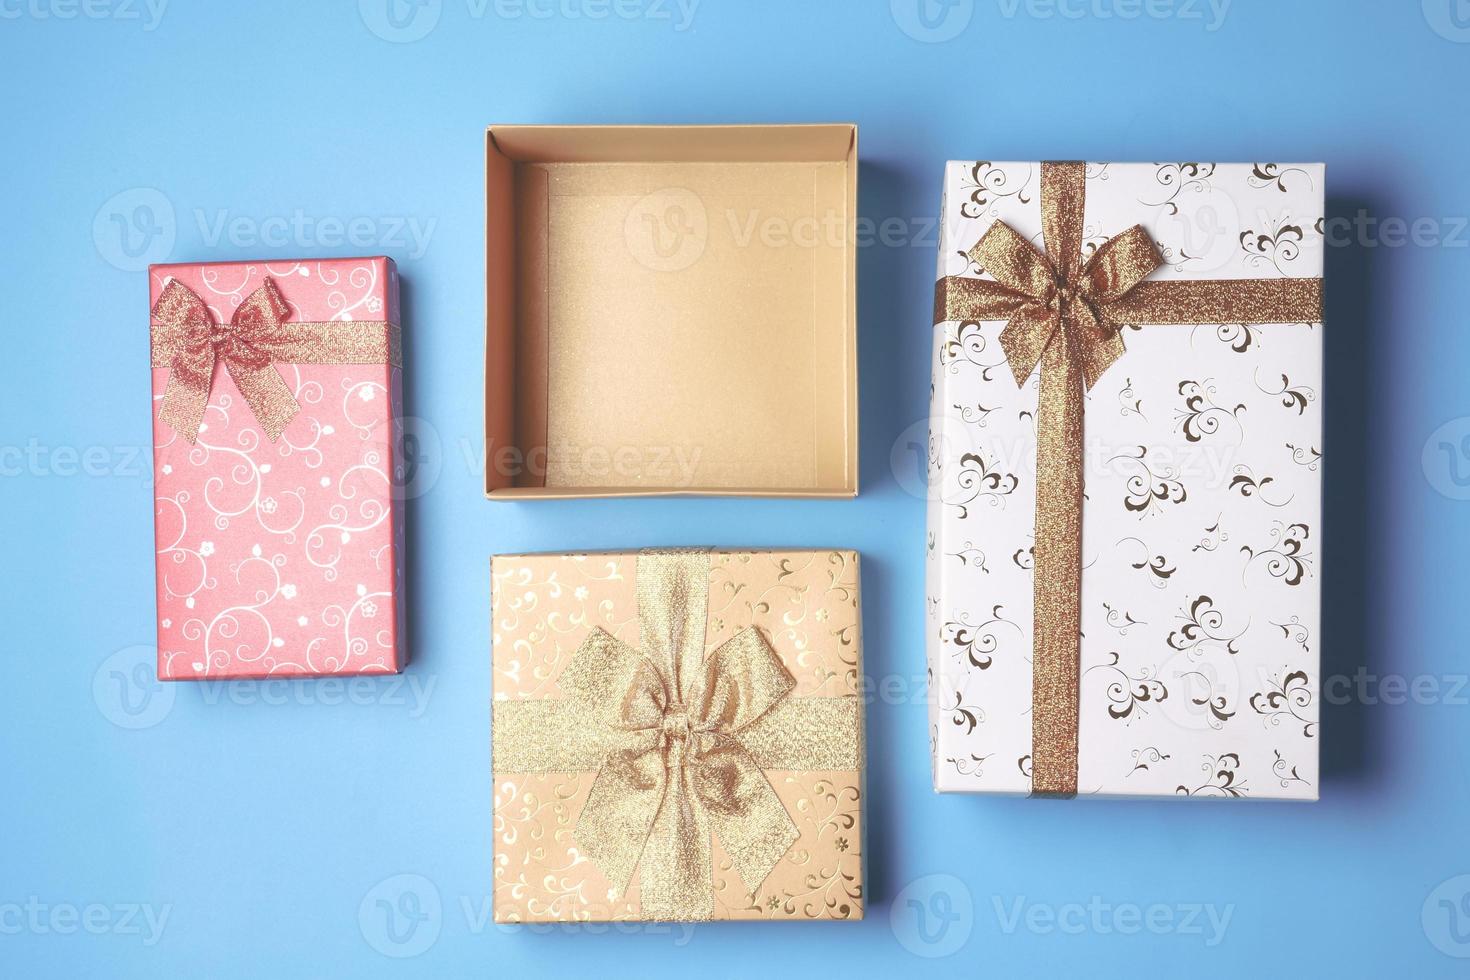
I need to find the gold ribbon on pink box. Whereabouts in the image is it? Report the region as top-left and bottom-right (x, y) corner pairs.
(935, 162), (1323, 797)
(150, 277), (401, 443)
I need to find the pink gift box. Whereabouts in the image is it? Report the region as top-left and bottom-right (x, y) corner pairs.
(148, 258), (406, 680)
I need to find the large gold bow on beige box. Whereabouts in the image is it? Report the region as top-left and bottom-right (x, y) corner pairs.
(492, 551), (862, 921)
(935, 162), (1323, 797)
(150, 278), (399, 444)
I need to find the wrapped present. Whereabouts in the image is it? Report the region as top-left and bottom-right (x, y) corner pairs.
(149, 258), (405, 679)
(926, 162), (1323, 799)
(491, 549), (864, 921)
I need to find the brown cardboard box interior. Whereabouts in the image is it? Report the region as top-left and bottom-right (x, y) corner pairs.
(486, 125), (856, 497)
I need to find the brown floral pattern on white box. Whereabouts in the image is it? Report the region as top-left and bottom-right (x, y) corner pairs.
(927, 162), (1323, 800)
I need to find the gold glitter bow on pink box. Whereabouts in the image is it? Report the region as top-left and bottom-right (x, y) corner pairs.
(492, 550), (863, 921)
(150, 277), (399, 443)
(935, 162), (1323, 797)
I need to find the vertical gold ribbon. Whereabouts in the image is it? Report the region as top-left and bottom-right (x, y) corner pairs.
(638, 553), (715, 917)
(935, 163), (1323, 796)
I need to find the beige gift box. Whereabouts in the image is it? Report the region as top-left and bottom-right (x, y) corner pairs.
(491, 549), (865, 922)
(484, 124), (858, 498)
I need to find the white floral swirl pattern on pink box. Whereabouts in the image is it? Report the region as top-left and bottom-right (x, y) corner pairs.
(149, 258), (406, 680)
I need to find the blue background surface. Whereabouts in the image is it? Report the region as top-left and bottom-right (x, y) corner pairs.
(4, 0), (1470, 975)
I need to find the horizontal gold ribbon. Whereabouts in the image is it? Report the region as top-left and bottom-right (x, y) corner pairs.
(492, 550), (862, 920)
(494, 696), (862, 773)
(937, 276), (1324, 336)
(149, 278), (400, 443)
(935, 162), (1323, 797)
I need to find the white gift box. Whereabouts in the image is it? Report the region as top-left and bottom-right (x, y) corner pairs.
(926, 162), (1323, 800)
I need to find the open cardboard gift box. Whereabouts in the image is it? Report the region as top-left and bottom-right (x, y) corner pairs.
(484, 124), (858, 498)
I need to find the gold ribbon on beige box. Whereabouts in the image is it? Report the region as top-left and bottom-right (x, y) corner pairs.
(935, 162), (1323, 797)
(492, 550), (862, 921)
(150, 277), (400, 444)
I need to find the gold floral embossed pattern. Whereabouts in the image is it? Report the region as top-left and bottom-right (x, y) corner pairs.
(706, 550), (862, 700)
(491, 550), (864, 922)
(491, 555), (638, 702)
(492, 773), (641, 921)
(710, 772), (863, 920)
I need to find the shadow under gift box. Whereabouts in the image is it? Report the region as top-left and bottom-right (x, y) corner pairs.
(149, 258), (406, 680)
(490, 549), (866, 922)
(484, 124), (859, 498)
